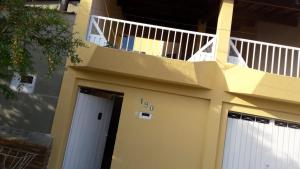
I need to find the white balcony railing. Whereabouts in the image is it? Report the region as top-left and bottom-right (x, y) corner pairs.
(87, 15), (216, 62)
(229, 37), (300, 78)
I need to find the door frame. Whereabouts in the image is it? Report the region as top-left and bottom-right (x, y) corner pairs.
(62, 87), (124, 169)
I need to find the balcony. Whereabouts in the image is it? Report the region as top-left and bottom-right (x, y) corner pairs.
(86, 16), (300, 79)
(229, 37), (300, 78)
(86, 15), (216, 62)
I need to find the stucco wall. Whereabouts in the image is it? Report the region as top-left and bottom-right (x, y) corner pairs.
(115, 94), (207, 169)
(49, 0), (300, 169)
(0, 56), (62, 133)
(105, 84), (209, 169)
(256, 21), (300, 47)
(0, 3), (78, 133)
(49, 46), (300, 169)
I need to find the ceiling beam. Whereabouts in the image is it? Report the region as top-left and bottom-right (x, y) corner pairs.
(233, 9), (299, 26)
(122, 8), (201, 22)
(237, 0), (300, 12)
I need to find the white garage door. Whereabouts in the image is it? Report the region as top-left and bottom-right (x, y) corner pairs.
(62, 89), (114, 169)
(222, 112), (300, 169)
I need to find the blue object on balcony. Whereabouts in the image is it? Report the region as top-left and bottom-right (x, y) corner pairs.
(121, 36), (135, 51)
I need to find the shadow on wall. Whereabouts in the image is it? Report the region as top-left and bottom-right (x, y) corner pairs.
(0, 93), (57, 133)
(0, 5), (79, 134)
(224, 62), (300, 105)
(87, 45), (221, 90)
(0, 36), (66, 134)
(0, 39), (67, 133)
(0, 45), (66, 133)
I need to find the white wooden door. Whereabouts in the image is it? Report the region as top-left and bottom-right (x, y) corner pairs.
(222, 112), (300, 169)
(62, 90), (114, 169)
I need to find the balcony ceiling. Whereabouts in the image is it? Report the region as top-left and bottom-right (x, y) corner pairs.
(117, 0), (220, 31)
(235, 0), (300, 26)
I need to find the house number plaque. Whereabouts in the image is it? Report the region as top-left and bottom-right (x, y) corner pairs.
(140, 98), (154, 111)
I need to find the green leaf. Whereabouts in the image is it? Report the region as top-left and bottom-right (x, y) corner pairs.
(0, 0), (85, 99)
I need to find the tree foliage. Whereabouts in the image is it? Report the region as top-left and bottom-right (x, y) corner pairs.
(0, 0), (85, 98)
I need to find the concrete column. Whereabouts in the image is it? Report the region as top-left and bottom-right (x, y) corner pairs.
(202, 99), (223, 169)
(215, 0), (234, 65)
(48, 68), (81, 169)
(201, 66), (226, 169)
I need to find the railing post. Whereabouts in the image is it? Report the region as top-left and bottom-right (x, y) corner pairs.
(215, 0), (234, 65)
(86, 16), (94, 41)
(212, 37), (217, 60)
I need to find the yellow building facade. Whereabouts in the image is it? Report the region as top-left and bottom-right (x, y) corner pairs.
(49, 0), (300, 168)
